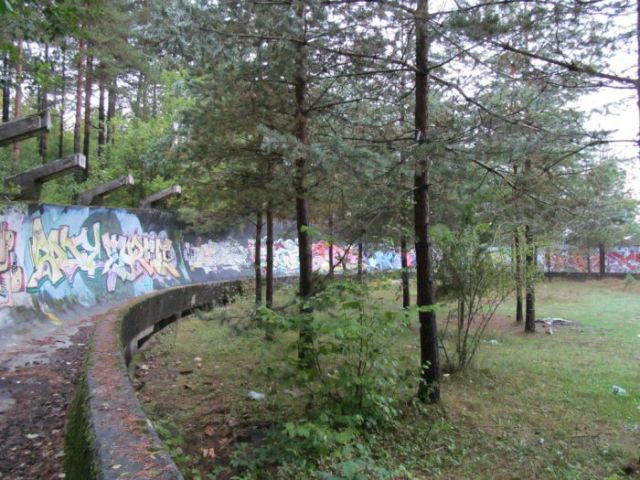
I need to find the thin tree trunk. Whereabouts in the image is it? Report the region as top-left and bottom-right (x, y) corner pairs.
(39, 43), (50, 163)
(265, 201), (275, 341)
(328, 214), (334, 278)
(97, 65), (106, 159)
(294, 3), (313, 365)
(415, 0), (440, 404)
(74, 39), (86, 154)
(587, 243), (591, 274)
(266, 201), (274, 308)
(255, 211), (263, 306)
(2, 53), (9, 122)
(81, 54), (93, 180)
(524, 224), (536, 332)
(58, 44), (66, 158)
(107, 77), (116, 145)
(401, 236), (410, 308)
(514, 228), (523, 323)
(599, 243), (606, 277)
(13, 39), (23, 165)
(636, 0), (639, 153)
(357, 241), (363, 280)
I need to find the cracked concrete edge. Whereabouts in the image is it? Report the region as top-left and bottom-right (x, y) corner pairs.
(76, 281), (243, 480)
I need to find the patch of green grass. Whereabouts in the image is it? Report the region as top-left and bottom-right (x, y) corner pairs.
(137, 279), (640, 479)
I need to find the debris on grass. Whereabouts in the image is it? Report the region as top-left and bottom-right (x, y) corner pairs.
(612, 385), (628, 396)
(248, 391), (266, 401)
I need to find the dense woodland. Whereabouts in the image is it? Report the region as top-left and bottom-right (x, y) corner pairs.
(1, 1), (639, 403)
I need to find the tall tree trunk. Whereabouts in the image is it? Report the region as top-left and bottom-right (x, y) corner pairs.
(2, 53), (9, 122)
(401, 236), (410, 308)
(514, 228), (523, 323)
(58, 44), (66, 158)
(294, 2), (314, 364)
(636, 0), (639, 152)
(524, 224), (536, 332)
(266, 201), (274, 309)
(39, 43), (50, 163)
(586, 243), (591, 274)
(97, 65), (106, 159)
(74, 39), (86, 154)
(12, 40), (23, 166)
(81, 54), (93, 180)
(599, 243), (606, 277)
(357, 240), (364, 280)
(255, 211), (263, 306)
(328, 214), (334, 278)
(415, 0), (440, 404)
(107, 77), (116, 145)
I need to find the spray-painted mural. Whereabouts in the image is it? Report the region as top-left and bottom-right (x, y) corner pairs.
(3, 201), (638, 336)
(546, 247), (640, 273)
(0, 202), (416, 334)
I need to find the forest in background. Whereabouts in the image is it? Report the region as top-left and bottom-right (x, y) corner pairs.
(1, 0), (640, 401)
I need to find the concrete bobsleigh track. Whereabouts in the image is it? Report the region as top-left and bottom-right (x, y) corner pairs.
(1, 200), (638, 479)
(0, 201), (407, 479)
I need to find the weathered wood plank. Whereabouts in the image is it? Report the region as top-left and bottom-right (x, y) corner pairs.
(76, 174), (135, 205)
(139, 184), (181, 209)
(0, 111), (51, 147)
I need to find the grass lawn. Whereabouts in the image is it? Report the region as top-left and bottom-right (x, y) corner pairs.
(134, 278), (640, 479)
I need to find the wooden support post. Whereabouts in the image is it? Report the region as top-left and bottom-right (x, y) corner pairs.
(0, 111), (50, 147)
(75, 174), (135, 205)
(139, 184), (181, 209)
(4, 153), (86, 200)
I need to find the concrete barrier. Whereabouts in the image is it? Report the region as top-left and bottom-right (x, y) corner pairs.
(67, 281), (243, 480)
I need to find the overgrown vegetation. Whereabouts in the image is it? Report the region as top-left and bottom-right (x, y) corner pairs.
(136, 278), (640, 479)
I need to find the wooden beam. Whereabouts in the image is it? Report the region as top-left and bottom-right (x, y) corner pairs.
(0, 111), (51, 147)
(75, 174), (135, 205)
(139, 184), (181, 209)
(4, 153), (86, 200)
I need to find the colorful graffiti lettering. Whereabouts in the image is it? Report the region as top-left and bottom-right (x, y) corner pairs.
(27, 217), (181, 293)
(102, 230), (180, 292)
(28, 218), (101, 292)
(0, 222), (25, 307)
(184, 240), (249, 273)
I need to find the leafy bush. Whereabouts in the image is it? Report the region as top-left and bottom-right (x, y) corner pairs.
(434, 224), (513, 372)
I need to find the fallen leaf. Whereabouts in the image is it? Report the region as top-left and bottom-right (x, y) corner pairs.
(203, 425), (215, 437)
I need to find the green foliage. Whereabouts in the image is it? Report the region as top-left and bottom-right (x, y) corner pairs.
(434, 224), (513, 372)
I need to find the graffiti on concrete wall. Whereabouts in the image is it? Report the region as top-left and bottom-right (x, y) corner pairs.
(0, 222), (25, 307)
(26, 217), (181, 293)
(184, 240), (249, 274)
(547, 247), (640, 273)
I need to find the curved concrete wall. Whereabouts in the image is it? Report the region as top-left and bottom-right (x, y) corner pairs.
(0, 201), (415, 351)
(74, 281), (242, 480)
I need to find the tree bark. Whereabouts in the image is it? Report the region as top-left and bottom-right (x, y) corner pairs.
(13, 40), (23, 165)
(357, 241), (364, 280)
(2, 53), (9, 122)
(98, 65), (106, 159)
(107, 77), (116, 145)
(586, 243), (591, 274)
(328, 214), (334, 278)
(514, 228), (523, 323)
(266, 201), (274, 309)
(58, 44), (66, 158)
(80, 54), (93, 180)
(401, 236), (410, 308)
(415, 0), (440, 404)
(524, 224), (536, 332)
(599, 243), (606, 277)
(39, 43), (50, 163)
(255, 211), (263, 306)
(74, 39), (86, 154)
(294, 2), (314, 364)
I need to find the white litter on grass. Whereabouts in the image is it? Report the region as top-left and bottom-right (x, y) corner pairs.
(612, 385), (628, 396)
(248, 391), (266, 401)
(25, 433), (39, 440)
(487, 339), (499, 345)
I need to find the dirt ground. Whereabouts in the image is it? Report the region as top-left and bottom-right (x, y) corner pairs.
(0, 325), (92, 480)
